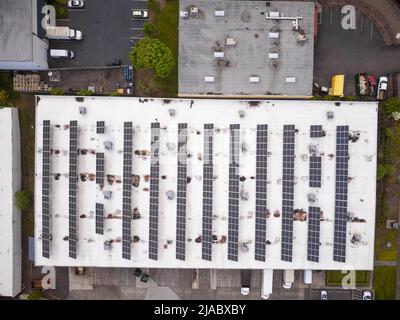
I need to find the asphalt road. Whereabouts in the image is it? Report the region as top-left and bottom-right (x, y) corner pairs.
(314, 6), (400, 96)
(49, 0), (148, 68)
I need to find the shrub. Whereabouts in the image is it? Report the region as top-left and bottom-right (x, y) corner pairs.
(110, 91), (119, 97)
(50, 87), (65, 95)
(27, 290), (42, 300)
(383, 98), (400, 116)
(143, 22), (157, 37)
(0, 89), (10, 105)
(15, 190), (31, 210)
(129, 37), (175, 79)
(78, 89), (94, 96)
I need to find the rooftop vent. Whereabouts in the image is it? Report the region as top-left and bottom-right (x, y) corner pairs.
(190, 6), (198, 15)
(249, 76), (260, 83)
(285, 77), (296, 83)
(204, 76), (215, 83)
(268, 53), (279, 59)
(239, 110), (245, 118)
(269, 32), (280, 39)
(215, 10), (225, 17)
(180, 10), (188, 18)
(268, 11), (280, 18)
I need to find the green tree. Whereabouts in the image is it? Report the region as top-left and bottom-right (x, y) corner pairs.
(143, 22), (157, 37)
(15, 190), (31, 210)
(110, 91), (119, 97)
(0, 89), (10, 106)
(383, 98), (400, 115)
(50, 87), (65, 95)
(129, 37), (174, 79)
(27, 290), (42, 300)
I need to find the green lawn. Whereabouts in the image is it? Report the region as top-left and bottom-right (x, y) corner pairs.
(325, 271), (370, 287)
(374, 267), (397, 300)
(1, 72), (35, 237)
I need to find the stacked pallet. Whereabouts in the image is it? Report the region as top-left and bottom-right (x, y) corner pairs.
(13, 74), (51, 92)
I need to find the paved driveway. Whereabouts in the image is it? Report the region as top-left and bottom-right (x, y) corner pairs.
(314, 6), (400, 96)
(49, 0), (148, 69)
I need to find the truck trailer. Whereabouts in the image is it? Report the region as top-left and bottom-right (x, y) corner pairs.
(46, 26), (83, 40)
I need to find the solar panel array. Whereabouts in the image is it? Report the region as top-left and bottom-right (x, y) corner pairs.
(310, 125), (323, 138)
(149, 123), (160, 260)
(333, 126), (349, 263)
(122, 122), (133, 260)
(281, 125), (295, 262)
(309, 156), (322, 188)
(95, 203), (104, 235)
(228, 124), (240, 261)
(202, 124), (214, 261)
(307, 206), (321, 262)
(176, 123), (188, 261)
(69, 121), (78, 259)
(42, 120), (51, 258)
(97, 121), (105, 134)
(255, 124), (268, 262)
(96, 153), (105, 185)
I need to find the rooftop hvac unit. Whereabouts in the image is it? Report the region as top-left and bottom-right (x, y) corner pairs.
(215, 10), (225, 17)
(190, 6), (198, 15)
(104, 141), (113, 150)
(268, 11), (280, 18)
(285, 77), (296, 83)
(104, 240), (113, 250)
(214, 51), (224, 59)
(103, 190), (112, 200)
(79, 107), (86, 114)
(224, 37), (237, 46)
(307, 193), (316, 203)
(249, 76), (260, 83)
(204, 76), (215, 83)
(327, 111), (334, 120)
(309, 144), (318, 155)
(180, 10), (188, 18)
(268, 53), (279, 59)
(168, 109), (176, 117)
(269, 32), (280, 39)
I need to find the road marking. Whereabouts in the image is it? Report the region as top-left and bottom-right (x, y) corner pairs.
(130, 27), (143, 30)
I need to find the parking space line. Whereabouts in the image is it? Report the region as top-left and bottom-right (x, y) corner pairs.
(370, 22), (374, 39)
(329, 8), (333, 25)
(130, 27), (143, 30)
(361, 14), (364, 32)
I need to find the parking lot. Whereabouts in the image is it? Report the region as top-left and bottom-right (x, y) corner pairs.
(49, 0), (148, 68)
(314, 6), (400, 96)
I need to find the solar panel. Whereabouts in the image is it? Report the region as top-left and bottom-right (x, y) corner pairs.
(69, 120), (78, 259)
(333, 126), (349, 263)
(96, 153), (104, 185)
(149, 123), (160, 260)
(42, 120), (51, 258)
(309, 156), (322, 188)
(255, 124), (268, 262)
(281, 125), (295, 262)
(95, 203), (104, 235)
(176, 123), (188, 261)
(307, 206), (321, 262)
(228, 124), (240, 261)
(122, 122), (133, 260)
(310, 125), (323, 138)
(202, 124), (214, 261)
(97, 121), (105, 134)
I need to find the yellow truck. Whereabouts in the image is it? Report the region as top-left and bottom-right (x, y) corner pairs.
(330, 75), (345, 97)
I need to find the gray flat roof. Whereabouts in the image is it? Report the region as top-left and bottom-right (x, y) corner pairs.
(179, 0), (315, 96)
(0, 0), (33, 62)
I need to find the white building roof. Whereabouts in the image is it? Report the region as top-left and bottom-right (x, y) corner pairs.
(35, 96), (377, 270)
(0, 108), (22, 297)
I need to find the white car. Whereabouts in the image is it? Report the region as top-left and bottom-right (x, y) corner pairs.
(68, 0), (85, 9)
(320, 290), (328, 300)
(362, 291), (372, 300)
(132, 10), (148, 19)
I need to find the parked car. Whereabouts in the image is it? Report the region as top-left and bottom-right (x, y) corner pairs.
(377, 76), (388, 100)
(50, 49), (75, 59)
(132, 10), (148, 19)
(133, 268), (149, 283)
(368, 75), (377, 97)
(240, 269), (251, 296)
(320, 290), (328, 300)
(67, 0), (85, 9)
(362, 290), (372, 300)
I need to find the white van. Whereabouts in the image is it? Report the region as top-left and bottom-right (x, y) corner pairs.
(50, 49), (75, 59)
(303, 270), (312, 285)
(282, 269), (294, 289)
(261, 269), (273, 299)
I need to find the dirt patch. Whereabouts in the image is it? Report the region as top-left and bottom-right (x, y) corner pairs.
(134, 68), (164, 97)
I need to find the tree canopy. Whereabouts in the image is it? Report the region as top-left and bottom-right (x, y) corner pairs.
(129, 37), (174, 79)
